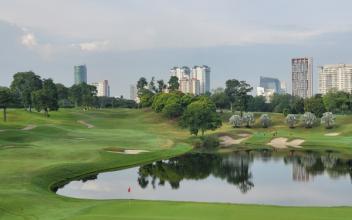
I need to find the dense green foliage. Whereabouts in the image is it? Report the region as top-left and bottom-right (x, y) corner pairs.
(0, 87), (12, 121)
(181, 97), (222, 136)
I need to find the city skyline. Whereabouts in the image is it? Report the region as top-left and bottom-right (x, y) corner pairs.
(2, 1), (352, 97)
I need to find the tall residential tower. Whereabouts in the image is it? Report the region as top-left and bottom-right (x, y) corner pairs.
(319, 64), (352, 94)
(74, 65), (87, 85)
(292, 57), (313, 98)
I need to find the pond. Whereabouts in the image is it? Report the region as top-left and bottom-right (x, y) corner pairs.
(56, 150), (352, 206)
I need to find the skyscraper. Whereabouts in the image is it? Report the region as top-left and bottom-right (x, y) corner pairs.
(259, 76), (281, 93)
(191, 65), (210, 94)
(130, 85), (138, 101)
(92, 80), (110, 97)
(74, 65), (87, 85)
(292, 57), (313, 98)
(319, 64), (352, 95)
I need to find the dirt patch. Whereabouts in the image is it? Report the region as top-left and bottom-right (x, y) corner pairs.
(219, 135), (249, 147)
(268, 137), (304, 149)
(22, 125), (37, 131)
(0, 130), (5, 132)
(104, 147), (149, 155)
(237, 133), (251, 137)
(325, 133), (340, 137)
(77, 120), (94, 128)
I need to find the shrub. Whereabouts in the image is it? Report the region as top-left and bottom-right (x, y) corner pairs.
(193, 135), (220, 149)
(301, 112), (317, 128)
(285, 114), (298, 128)
(321, 112), (336, 129)
(260, 114), (271, 128)
(229, 115), (242, 128)
(242, 112), (255, 128)
(283, 108), (289, 117)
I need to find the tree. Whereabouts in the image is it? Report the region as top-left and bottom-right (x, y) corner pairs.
(168, 76), (179, 92)
(137, 77), (148, 90)
(260, 114), (271, 128)
(321, 112), (336, 129)
(32, 79), (59, 117)
(323, 90), (350, 113)
(229, 115), (242, 128)
(285, 114), (298, 129)
(148, 77), (157, 93)
(211, 88), (230, 111)
(301, 112), (317, 128)
(304, 95), (326, 117)
(247, 96), (269, 112)
(242, 112), (255, 128)
(139, 88), (154, 107)
(0, 87), (12, 122)
(157, 80), (166, 93)
(10, 71), (42, 112)
(69, 83), (97, 108)
(162, 95), (183, 118)
(181, 97), (221, 136)
(225, 79), (252, 115)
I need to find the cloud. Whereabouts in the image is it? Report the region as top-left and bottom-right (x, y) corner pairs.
(75, 40), (110, 52)
(21, 33), (37, 48)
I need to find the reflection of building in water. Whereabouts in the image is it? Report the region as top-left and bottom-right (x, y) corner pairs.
(292, 161), (310, 182)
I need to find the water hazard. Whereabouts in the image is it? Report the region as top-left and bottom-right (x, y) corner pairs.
(56, 150), (352, 206)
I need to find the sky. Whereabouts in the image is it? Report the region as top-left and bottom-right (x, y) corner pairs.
(1, 0), (352, 97)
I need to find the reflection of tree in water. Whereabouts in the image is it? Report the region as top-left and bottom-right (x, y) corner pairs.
(284, 152), (352, 182)
(137, 151), (352, 193)
(137, 152), (254, 193)
(213, 151), (254, 193)
(138, 154), (219, 189)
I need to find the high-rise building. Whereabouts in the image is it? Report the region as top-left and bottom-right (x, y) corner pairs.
(292, 57), (313, 98)
(169, 65), (206, 95)
(257, 76), (285, 103)
(74, 65), (87, 85)
(319, 64), (352, 95)
(191, 65), (210, 94)
(280, 81), (287, 94)
(92, 80), (110, 97)
(260, 76), (281, 93)
(130, 84), (138, 101)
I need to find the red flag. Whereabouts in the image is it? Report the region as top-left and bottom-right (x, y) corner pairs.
(128, 187), (131, 193)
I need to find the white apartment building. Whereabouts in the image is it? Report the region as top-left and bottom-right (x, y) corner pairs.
(92, 80), (110, 97)
(319, 64), (352, 94)
(170, 66), (205, 95)
(292, 57), (313, 98)
(191, 65), (210, 94)
(256, 87), (275, 103)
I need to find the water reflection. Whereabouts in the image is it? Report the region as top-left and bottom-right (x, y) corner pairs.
(137, 151), (352, 194)
(56, 150), (352, 206)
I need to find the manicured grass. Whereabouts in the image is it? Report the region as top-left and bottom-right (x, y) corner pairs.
(0, 108), (352, 220)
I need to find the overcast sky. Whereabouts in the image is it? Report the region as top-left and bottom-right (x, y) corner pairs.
(1, 0), (352, 97)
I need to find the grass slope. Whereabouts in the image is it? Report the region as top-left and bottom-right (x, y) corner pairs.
(0, 109), (351, 220)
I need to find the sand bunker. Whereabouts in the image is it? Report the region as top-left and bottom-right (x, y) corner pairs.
(219, 135), (249, 146)
(325, 133), (340, 137)
(107, 149), (149, 155)
(268, 137), (304, 149)
(77, 120), (94, 128)
(22, 125), (37, 131)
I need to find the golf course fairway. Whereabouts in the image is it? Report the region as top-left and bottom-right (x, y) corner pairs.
(0, 108), (352, 220)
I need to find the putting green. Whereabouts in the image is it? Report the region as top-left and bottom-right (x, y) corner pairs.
(0, 108), (352, 220)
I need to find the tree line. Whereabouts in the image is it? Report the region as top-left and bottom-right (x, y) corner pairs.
(0, 71), (137, 121)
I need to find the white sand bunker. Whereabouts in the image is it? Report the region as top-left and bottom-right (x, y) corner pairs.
(268, 137), (304, 149)
(219, 135), (249, 147)
(22, 125), (37, 131)
(107, 149), (149, 155)
(77, 120), (94, 128)
(325, 133), (340, 137)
